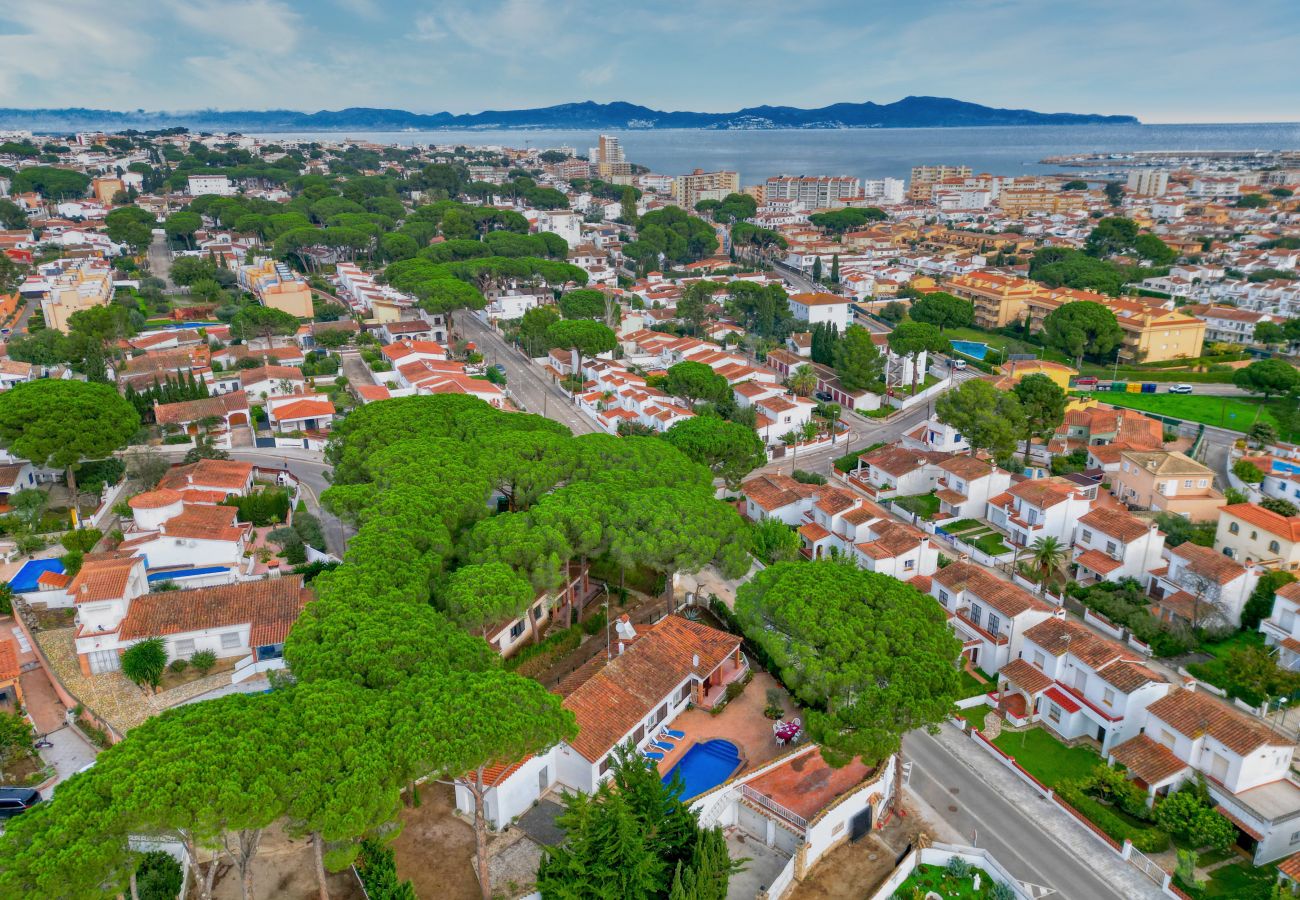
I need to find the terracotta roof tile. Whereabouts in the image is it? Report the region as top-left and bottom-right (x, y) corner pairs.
(1074, 548), (1124, 576)
(1110, 734), (1189, 786)
(932, 561), (1049, 618)
(1078, 507), (1151, 543)
(1220, 504), (1300, 542)
(158, 459), (253, 493)
(119, 575), (310, 646)
(1146, 688), (1290, 756)
(999, 657), (1053, 694)
(0, 638), (17, 682)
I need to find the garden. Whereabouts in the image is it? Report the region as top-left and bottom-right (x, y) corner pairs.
(892, 857), (1015, 900)
(1186, 630), (1300, 707)
(940, 519), (1013, 556)
(894, 492), (941, 520)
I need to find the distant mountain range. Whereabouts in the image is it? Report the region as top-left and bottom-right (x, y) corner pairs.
(0, 97), (1139, 133)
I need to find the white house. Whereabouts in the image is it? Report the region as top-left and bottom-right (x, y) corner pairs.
(1258, 581), (1300, 670)
(787, 292), (851, 332)
(1071, 507), (1166, 585)
(850, 446), (945, 502)
(239, 365), (306, 400)
(930, 562), (1058, 673)
(456, 616), (748, 829)
(932, 455), (1012, 522)
(120, 492), (250, 572)
(1148, 542), (1260, 630)
(486, 565), (594, 658)
(901, 416), (971, 455)
(742, 473), (818, 527)
(187, 174), (235, 197)
(986, 477), (1095, 548)
(999, 617), (1169, 754)
(1110, 688), (1300, 864)
(266, 392), (336, 434)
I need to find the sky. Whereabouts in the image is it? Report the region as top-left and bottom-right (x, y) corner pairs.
(0, 0), (1297, 123)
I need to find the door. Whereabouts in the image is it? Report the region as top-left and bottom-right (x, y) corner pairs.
(538, 766), (549, 796)
(849, 807), (874, 841)
(87, 649), (120, 674)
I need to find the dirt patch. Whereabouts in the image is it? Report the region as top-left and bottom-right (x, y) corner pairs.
(210, 821), (363, 900)
(31, 607), (76, 630)
(787, 802), (932, 900)
(392, 783), (481, 900)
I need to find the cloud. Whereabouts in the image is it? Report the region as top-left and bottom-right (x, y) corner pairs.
(579, 63), (616, 87)
(0, 3), (149, 106)
(170, 0), (302, 54)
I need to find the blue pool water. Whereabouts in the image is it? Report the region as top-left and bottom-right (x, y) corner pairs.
(147, 566), (230, 583)
(950, 340), (989, 360)
(662, 739), (742, 800)
(8, 559), (65, 593)
(1272, 460), (1300, 476)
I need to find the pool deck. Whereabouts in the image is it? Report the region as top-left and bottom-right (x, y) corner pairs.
(654, 671), (802, 792)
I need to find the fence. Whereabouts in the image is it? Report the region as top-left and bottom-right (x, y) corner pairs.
(1084, 608), (1125, 640)
(741, 783), (809, 830)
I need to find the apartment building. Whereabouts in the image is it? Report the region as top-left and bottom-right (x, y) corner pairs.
(1112, 689), (1300, 864)
(39, 263), (114, 333)
(591, 134), (631, 179)
(765, 175), (862, 207)
(1071, 507), (1166, 584)
(942, 271), (1045, 329)
(986, 477), (1095, 548)
(1148, 541), (1259, 629)
(673, 169), (741, 209)
(1215, 503), (1300, 570)
(1000, 617), (1169, 754)
(1111, 450), (1221, 520)
(930, 562), (1057, 673)
(1182, 304), (1281, 346)
(238, 258), (313, 318)
(1126, 170), (1170, 196)
(908, 165), (972, 202)
(997, 188), (1092, 216)
(1023, 291), (1206, 362)
(187, 174), (235, 196)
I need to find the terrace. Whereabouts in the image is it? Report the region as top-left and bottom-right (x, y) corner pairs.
(653, 670), (802, 797)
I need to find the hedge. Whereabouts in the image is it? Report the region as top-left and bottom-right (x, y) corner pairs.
(355, 839), (416, 900)
(1055, 781), (1170, 852)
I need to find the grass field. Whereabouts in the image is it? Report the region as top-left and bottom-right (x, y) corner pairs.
(894, 492), (941, 519)
(992, 728), (1101, 789)
(1072, 391), (1290, 437)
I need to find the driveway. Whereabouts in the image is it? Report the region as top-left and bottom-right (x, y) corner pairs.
(37, 726), (98, 798)
(146, 232), (174, 288)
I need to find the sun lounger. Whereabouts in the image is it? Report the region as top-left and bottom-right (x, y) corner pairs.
(650, 740), (674, 752)
(660, 727), (686, 740)
(643, 750), (665, 761)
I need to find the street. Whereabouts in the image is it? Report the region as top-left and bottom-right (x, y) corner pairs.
(906, 727), (1158, 900)
(227, 449), (350, 557)
(145, 231), (174, 288)
(455, 313), (597, 435)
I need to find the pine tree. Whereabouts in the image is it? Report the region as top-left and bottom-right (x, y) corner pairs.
(830, 253), (840, 284)
(812, 256), (823, 282)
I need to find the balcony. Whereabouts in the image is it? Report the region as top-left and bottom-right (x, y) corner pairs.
(698, 652), (750, 710)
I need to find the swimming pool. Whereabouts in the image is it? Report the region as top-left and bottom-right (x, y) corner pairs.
(8, 559), (66, 593)
(949, 339), (989, 360)
(662, 739), (742, 800)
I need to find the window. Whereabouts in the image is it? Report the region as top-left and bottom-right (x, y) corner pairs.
(938, 589), (949, 605)
(1103, 688), (1115, 707)
(1251, 531), (1258, 540)
(987, 613), (1000, 635)
(533, 602), (545, 621)
(1184, 480), (1193, 489)
(969, 605), (982, 628)
(173, 638), (195, 658)
(220, 632), (240, 650)
(1106, 542), (1118, 556)
(1230, 522), (1240, 535)
(1047, 704), (1061, 723)
(1291, 830), (1300, 846)
(1198, 479), (1208, 488)
(1271, 541), (1282, 554)
(599, 756), (612, 775)
(509, 620), (526, 640)
(1033, 651), (1045, 669)
(1158, 729), (1176, 749)
(1081, 530), (1093, 543)
(904, 558), (914, 570)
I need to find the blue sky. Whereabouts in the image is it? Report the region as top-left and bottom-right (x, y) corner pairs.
(1, 0), (1296, 123)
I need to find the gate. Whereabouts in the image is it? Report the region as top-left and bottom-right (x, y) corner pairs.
(849, 806), (873, 841)
(1127, 845), (1167, 885)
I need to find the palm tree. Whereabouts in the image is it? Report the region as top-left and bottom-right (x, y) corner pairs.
(1028, 536), (1068, 589)
(781, 430), (799, 464)
(789, 364), (817, 397)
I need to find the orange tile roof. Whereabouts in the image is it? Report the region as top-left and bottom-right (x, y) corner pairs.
(561, 616), (740, 763)
(1146, 688), (1290, 756)
(1078, 507), (1150, 544)
(932, 561), (1049, 618)
(742, 474), (815, 512)
(1022, 617), (1128, 670)
(128, 489), (183, 510)
(158, 459), (253, 493)
(1109, 734), (1189, 786)
(271, 397), (335, 421)
(799, 522), (832, 542)
(1170, 542), (1249, 585)
(119, 575), (310, 646)
(153, 391), (248, 426)
(158, 504), (246, 543)
(999, 657), (1053, 694)
(68, 555), (142, 604)
(1220, 503), (1300, 542)
(0, 638), (17, 682)
(1278, 851), (1300, 883)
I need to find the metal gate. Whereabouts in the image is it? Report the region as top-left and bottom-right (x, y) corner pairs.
(849, 807), (873, 841)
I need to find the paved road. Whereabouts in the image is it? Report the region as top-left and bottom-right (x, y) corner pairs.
(456, 313), (597, 435)
(906, 726), (1158, 900)
(228, 450), (350, 557)
(146, 232), (173, 288)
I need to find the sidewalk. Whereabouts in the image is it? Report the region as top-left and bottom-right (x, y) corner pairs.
(929, 723), (1164, 899)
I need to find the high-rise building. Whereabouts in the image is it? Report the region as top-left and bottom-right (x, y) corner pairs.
(908, 165), (972, 202)
(764, 175), (861, 208)
(1126, 169), (1170, 196)
(673, 169), (741, 209)
(591, 134), (631, 178)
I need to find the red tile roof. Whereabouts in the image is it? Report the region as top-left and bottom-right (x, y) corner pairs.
(1109, 734), (1189, 786)
(999, 657), (1053, 694)
(932, 561), (1049, 618)
(68, 555), (143, 604)
(1074, 548), (1123, 575)
(0, 638), (19, 682)
(561, 616), (740, 763)
(128, 488), (183, 510)
(1043, 685), (1081, 714)
(158, 459), (253, 493)
(1078, 507), (1151, 543)
(119, 575), (310, 646)
(1220, 503), (1300, 542)
(1146, 688), (1290, 756)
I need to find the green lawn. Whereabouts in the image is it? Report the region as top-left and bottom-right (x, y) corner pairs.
(1200, 630), (1265, 660)
(991, 728), (1101, 789)
(895, 492), (941, 519)
(957, 669), (992, 700)
(1072, 391), (1291, 438)
(970, 532), (1013, 556)
(944, 518), (984, 534)
(1201, 861), (1277, 900)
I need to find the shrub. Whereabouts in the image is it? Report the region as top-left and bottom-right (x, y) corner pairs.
(1232, 459), (1265, 484)
(60, 527), (103, 554)
(190, 650), (217, 674)
(162, 434), (193, 445)
(764, 687), (783, 719)
(724, 680), (745, 703)
(989, 883), (1016, 900)
(292, 510), (325, 548)
(790, 469), (827, 485)
(76, 458), (126, 494)
(581, 610), (606, 636)
(135, 851), (184, 900)
(945, 856), (971, 879)
(222, 488), (291, 526)
(168, 658), (188, 674)
(832, 451), (862, 473)
(1056, 780), (1169, 852)
(121, 638), (167, 692)
(356, 838), (417, 900)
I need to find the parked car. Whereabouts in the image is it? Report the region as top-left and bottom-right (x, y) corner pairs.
(1075, 376), (1099, 389)
(1168, 384), (1193, 394)
(0, 788), (42, 820)
(492, 363), (506, 374)
(814, 391), (834, 403)
(951, 358), (967, 370)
